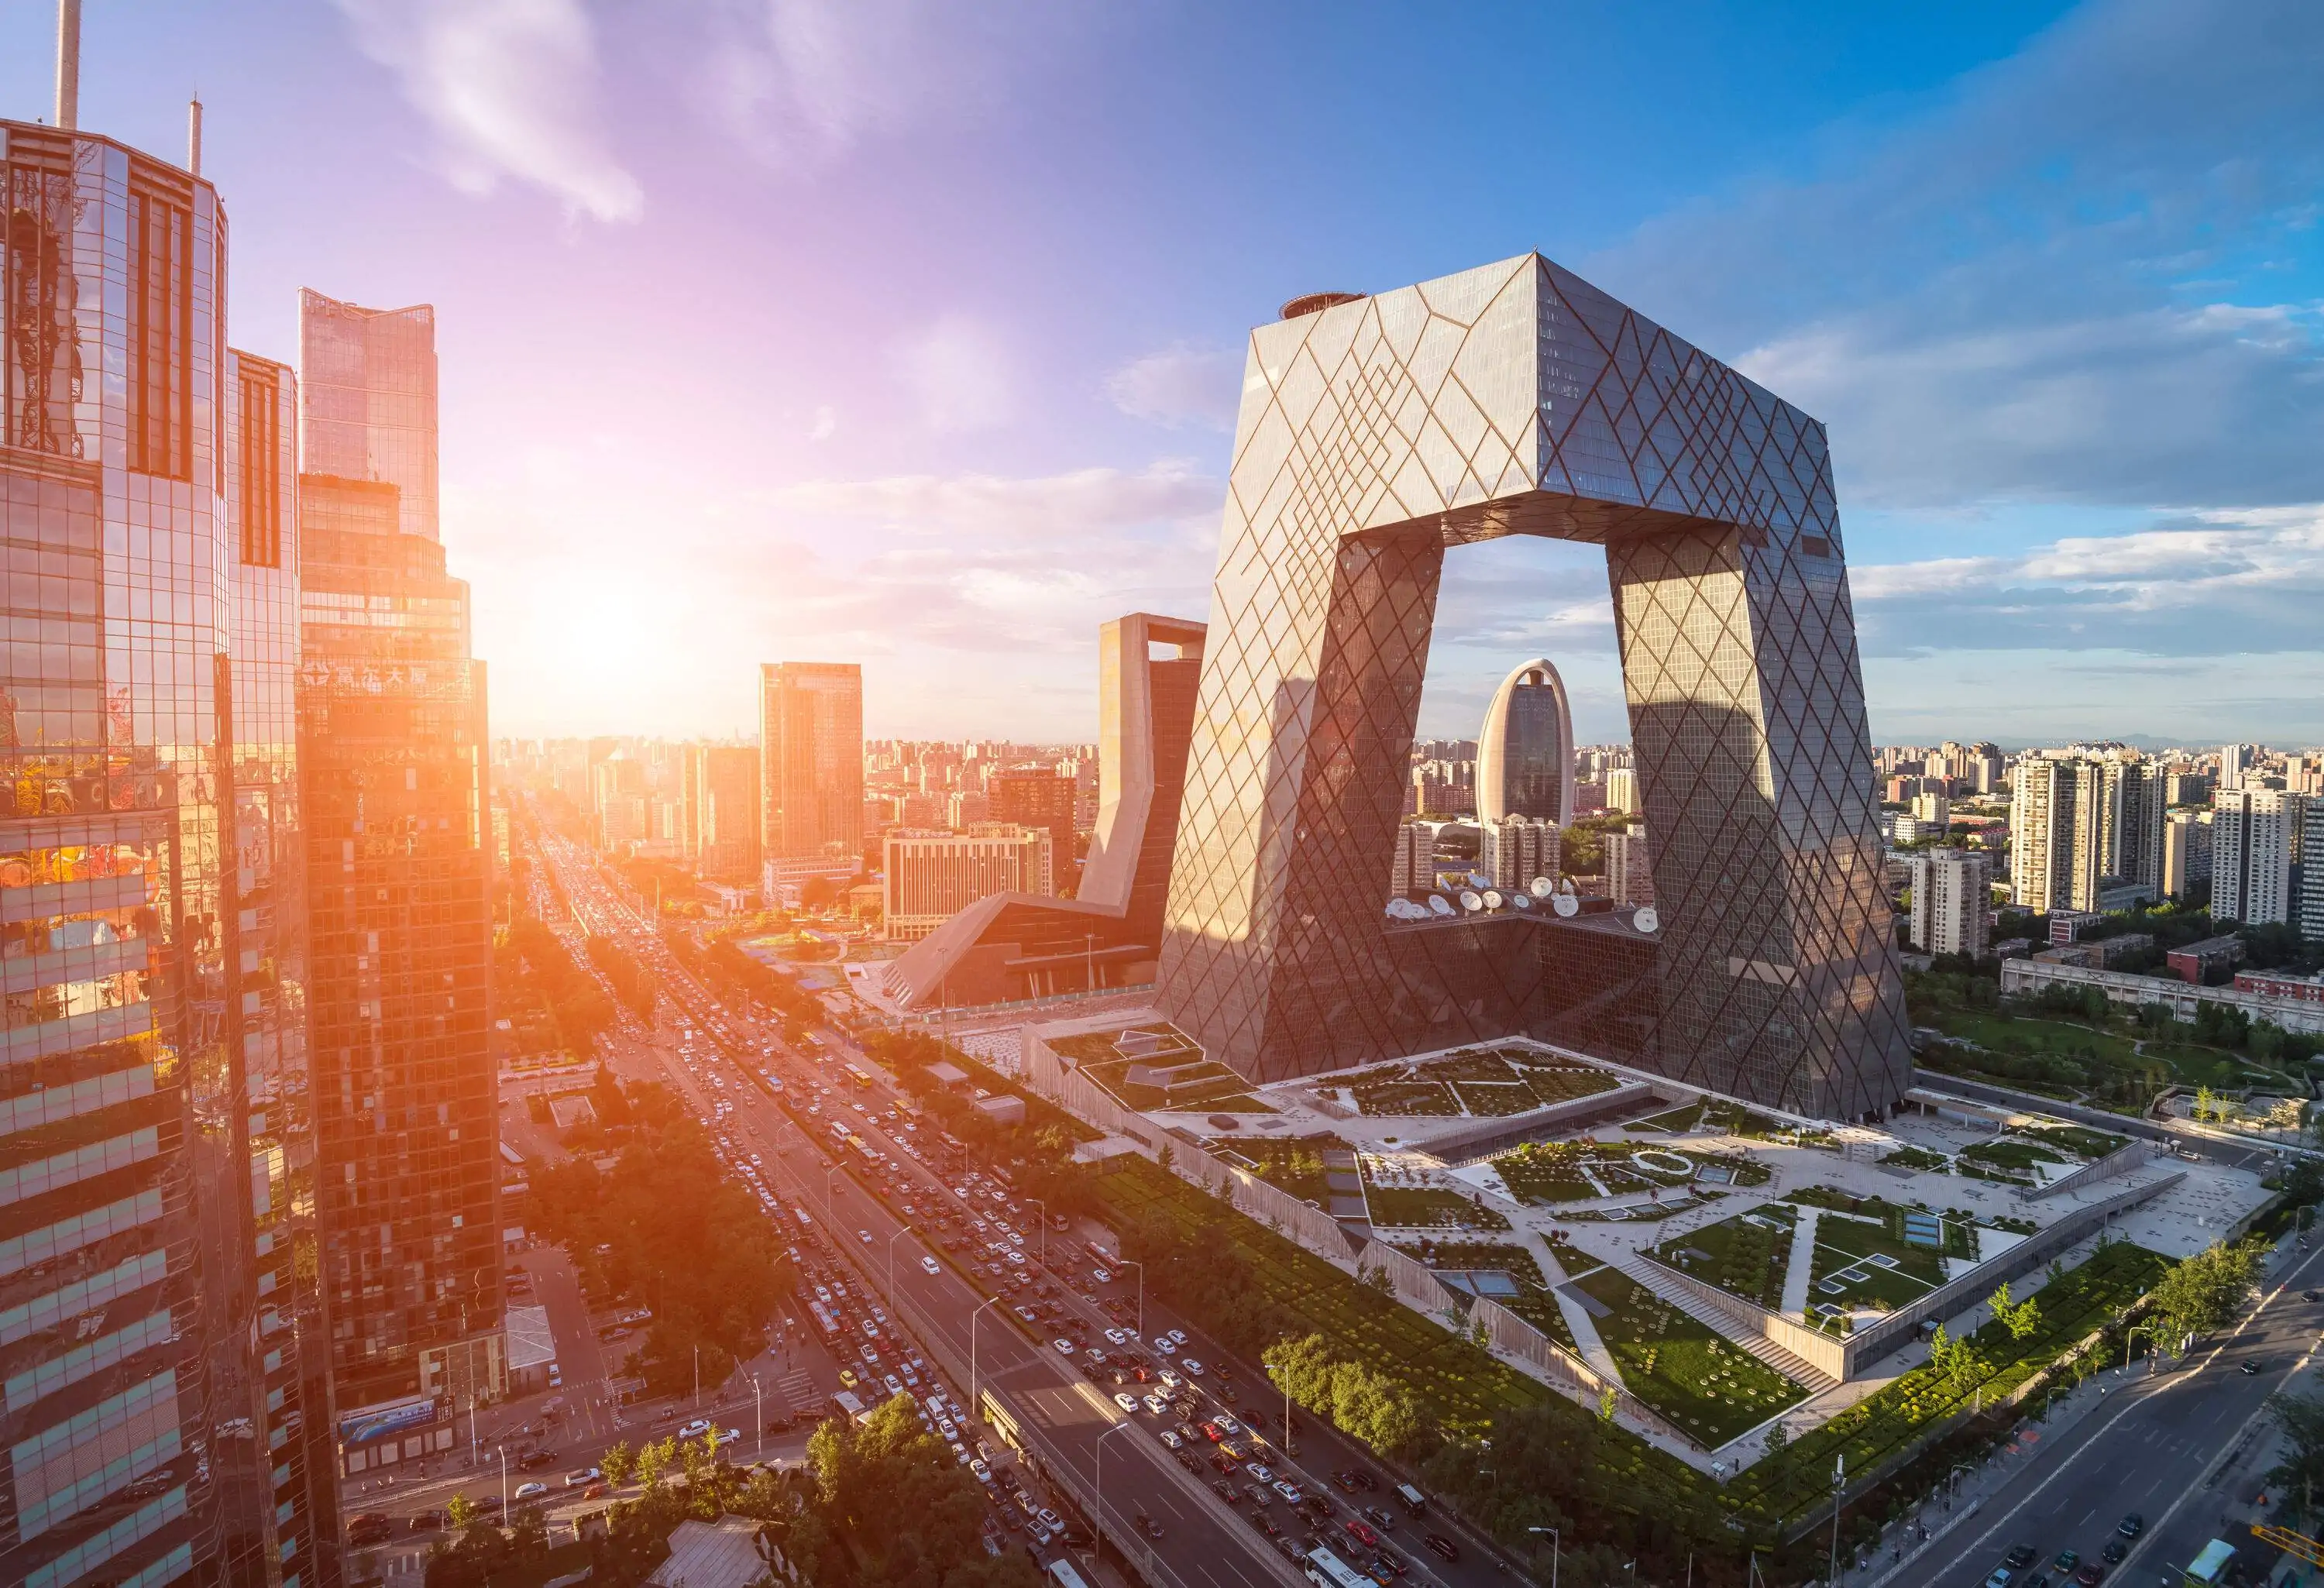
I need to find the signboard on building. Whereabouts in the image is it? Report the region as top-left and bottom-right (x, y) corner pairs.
(339, 1394), (445, 1448)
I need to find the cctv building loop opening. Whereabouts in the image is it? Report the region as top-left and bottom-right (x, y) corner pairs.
(897, 253), (1912, 1125)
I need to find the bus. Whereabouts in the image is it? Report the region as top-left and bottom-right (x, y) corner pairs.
(847, 1136), (882, 1167)
(808, 1301), (839, 1339)
(1303, 1548), (1373, 1588)
(844, 1063), (874, 1089)
(1046, 1561), (1092, 1588)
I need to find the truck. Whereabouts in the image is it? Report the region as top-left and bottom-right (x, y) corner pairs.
(2184, 1541), (2236, 1588)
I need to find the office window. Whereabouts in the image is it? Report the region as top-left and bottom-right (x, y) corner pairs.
(127, 187), (193, 480)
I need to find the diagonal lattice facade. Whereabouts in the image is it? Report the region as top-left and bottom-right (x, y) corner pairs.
(1155, 254), (1912, 1119)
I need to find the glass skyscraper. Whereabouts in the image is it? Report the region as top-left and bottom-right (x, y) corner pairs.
(758, 662), (863, 867)
(1475, 658), (1573, 825)
(296, 294), (500, 1476)
(2, 119), (330, 1588)
(1157, 255), (1911, 1119)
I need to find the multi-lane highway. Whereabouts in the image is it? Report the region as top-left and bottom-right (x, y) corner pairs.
(1883, 1241), (2324, 1588)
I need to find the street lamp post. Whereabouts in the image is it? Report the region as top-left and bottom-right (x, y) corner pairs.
(970, 1298), (1002, 1414)
(888, 1225), (916, 1298)
(2123, 1322), (2157, 1373)
(1093, 1421), (1133, 1543)
(750, 1373), (763, 1456)
(693, 1344), (701, 1409)
(1830, 1453), (1847, 1588)
(1528, 1526), (1561, 1588)
(497, 1445), (508, 1519)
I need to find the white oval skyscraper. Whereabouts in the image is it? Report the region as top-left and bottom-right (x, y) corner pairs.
(1476, 658), (1574, 824)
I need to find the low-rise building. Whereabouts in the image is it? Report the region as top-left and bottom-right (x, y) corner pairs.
(2165, 934), (2245, 985)
(2235, 971), (2324, 1005)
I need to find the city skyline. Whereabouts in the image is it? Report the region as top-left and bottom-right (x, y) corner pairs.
(2, 4), (2320, 744)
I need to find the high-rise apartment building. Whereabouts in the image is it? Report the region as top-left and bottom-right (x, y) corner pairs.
(1908, 848), (1991, 958)
(1480, 816), (1559, 893)
(2164, 809), (2213, 899)
(2010, 752), (2164, 913)
(882, 827), (1052, 942)
(760, 663), (863, 867)
(2303, 803), (2324, 945)
(2221, 744), (2250, 792)
(1604, 826), (1655, 908)
(0, 108), (333, 1588)
(1604, 766), (1640, 816)
(1388, 822), (1435, 898)
(297, 291), (502, 1475)
(2213, 789), (2307, 926)
(991, 768), (1074, 895)
(682, 746), (761, 885)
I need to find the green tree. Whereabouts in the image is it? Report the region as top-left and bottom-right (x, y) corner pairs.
(444, 1493), (477, 1531)
(636, 1435), (676, 1488)
(1597, 1386), (1618, 1424)
(1763, 1420), (1789, 1454)
(2266, 1391), (2324, 1528)
(599, 1438), (634, 1487)
(2150, 1239), (2267, 1345)
(1988, 1281), (2042, 1342)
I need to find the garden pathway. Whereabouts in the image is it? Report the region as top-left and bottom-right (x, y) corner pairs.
(1781, 1205), (1822, 1317)
(1528, 1232), (1626, 1382)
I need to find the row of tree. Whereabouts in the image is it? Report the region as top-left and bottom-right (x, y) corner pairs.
(584, 933), (657, 1019)
(501, 915), (617, 1052)
(665, 930), (823, 1040)
(525, 1088), (792, 1397)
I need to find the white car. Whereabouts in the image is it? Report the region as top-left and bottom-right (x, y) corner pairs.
(1213, 1414), (1240, 1434)
(1273, 1480), (1305, 1506)
(970, 1459), (993, 1485)
(1159, 1369), (1181, 1389)
(1160, 1429), (1183, 1449)
(920, 1256), (941, 1275)
(1114, 1392), (1140, 1413)
(1143, 1394), (1171, 1416)
(1248, 1463), (1274, 1484)
(1104, 1328), (1127, 1346)
(1091, 1267), (1112, 1284)
(514, 1481), (548, 1500)
(1182, 1358), (1205, 1377)
(1167, 1328), (1188, 1346)
(1156, 1339), (1176, 1355)
(1053, 1339), (1076, 1355)
(679, 1418), (713, 1439)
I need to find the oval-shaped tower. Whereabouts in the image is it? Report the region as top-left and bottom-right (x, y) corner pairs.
(1476, 657), (1574, 825)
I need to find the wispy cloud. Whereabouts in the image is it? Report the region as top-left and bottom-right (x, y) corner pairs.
(695, 0), (1089, 167)
(891, 315), (1020, 433)
(336, 0), (642, 222)
(1105, 344), (1243, 431)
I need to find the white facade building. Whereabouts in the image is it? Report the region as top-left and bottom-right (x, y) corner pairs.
(1907, 847), (1990, 957)
(2213, 790), (2305, 926)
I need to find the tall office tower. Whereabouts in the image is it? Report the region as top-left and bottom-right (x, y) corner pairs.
(1157, 256), (1909, 1115)
(1480, 816), (1559, 893)
(881, 827), (1052, 942)
(759, 663), (864, 867)
(991, 768), (1074, 895)
(1604, 826), (1655, 908)
(297, 291), (502, 1478)
(684, 746), (761, 885)
(1475, 659), (1574, 824)
(1907, 848), (1991, 957)
(2220, 744), (2250, 792)
(1388, 822), (1435, 898)
(2164, 809), (2213, 899)
(2213, 790), (2307, 926)
(591, 747), (646, 847)
(0, 109), (330, 1588)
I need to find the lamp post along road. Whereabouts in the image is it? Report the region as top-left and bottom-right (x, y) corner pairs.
(970, 1297), (1002, 1415)
(889, 1225), (916, 1298)
(1093, 1421), (1133, 1545)
(1530, 1526), (1561, 1588)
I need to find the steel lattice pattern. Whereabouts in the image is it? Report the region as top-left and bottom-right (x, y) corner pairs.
(1156, 254), (1911, 1118)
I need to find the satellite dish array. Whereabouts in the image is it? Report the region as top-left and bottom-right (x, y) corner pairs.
(1384, 871), (1645, 927)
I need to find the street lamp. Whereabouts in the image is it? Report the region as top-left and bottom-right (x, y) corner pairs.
(1093, 1421), (1134, 1542)
(1528, 1525), (1561, 1588)
(496, 1445), (508, 1519)
(888, 1225), (916, 1297)
(971, 1298), (1003, 1414)
(2123, 1322), (2158, 1374)
(750, 1373), (763, 1456)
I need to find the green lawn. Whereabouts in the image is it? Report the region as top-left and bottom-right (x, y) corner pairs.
(1651, 1205), (1794, 1310)
(1402, 1239), (1576, 1349)
(1351, 1081), (1462, 1116)
(1958, 1139), (2068, 1172)
(1451, 1080), (1552, 1117)
(1880, 1146), (1951, 1172)
(1574, 1267), (1809, 1445)
(1365, 1184), (1511, 1230)
(2021, 1123), (2130, 1159)
(1727, 1241), (2168, 1526)
(1494, 1142), (1602, 1202)
(1629, 1100), (1707, 1133)
(1214, 1141), (1338, 1204)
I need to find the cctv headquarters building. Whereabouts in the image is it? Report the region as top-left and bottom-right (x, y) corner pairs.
(1153, 255), (1913, 1122)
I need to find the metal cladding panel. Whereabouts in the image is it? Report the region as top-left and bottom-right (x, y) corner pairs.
(1157, 253), (1910, 1117)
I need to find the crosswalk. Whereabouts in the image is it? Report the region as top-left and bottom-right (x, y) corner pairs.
(779, 1370), (820, 1412)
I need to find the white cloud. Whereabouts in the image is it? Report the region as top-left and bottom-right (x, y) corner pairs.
(891, 315), (1020, 433)
(696, 0), (1088, 166)
(336, 0), (642, 222)
(807, 404), (837, 442)
(761, 459), (1219, 541)
(1105, 344), (1243, 431)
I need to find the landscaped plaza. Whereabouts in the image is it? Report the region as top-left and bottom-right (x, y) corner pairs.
(1026, 1013), (2278, 1470)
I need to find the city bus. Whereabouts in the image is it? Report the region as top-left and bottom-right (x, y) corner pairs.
(844, 1063), (874, 1089)
(808, 1301), (839, 1339)
(1046, 1560), (1092, 1588)
(1303, 1548), (1373, 1588)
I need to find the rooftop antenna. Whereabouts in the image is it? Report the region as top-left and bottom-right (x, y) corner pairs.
(188, 92), (204, 176)
(55, 0), (82, 132)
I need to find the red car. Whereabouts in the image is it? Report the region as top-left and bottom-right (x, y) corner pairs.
(1201, 1422), (1224, 1442)
(1346, 1518), (1381, 1549)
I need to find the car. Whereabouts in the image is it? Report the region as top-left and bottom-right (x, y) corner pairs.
(859, 1229), (874, 1245)
(2240, 1360), (2262, 1376)
(2117, 1515), (2144, 1539)
(2007, 1548), (2040, 1571)
(563, 1468), (601, 1487)
(1140, 1514), (1166, 1540)
(1182, 1358), (1205, 1377)
(1214, 1479), (1240, 1502)
(1275, 1481), (1305, 1506)
(1157, 1338), (1177, 1355)
(1200, 1421), (1224, 1442)
(1213, 1414), (1241, 1434)
(1425, 1535), (1460, 1562)
(1159, 1367), (1182, 1389)
(679, 1418), (713, 1439)
(2053, 1552), (2078, 1574)
(514, 1482), (549, 1501)
(1248, 1463), (1275, 1483)
(1054, 1339), (1076, 1355)
(1160, 1430), (1184, 1449)
(1346, 1518), (1382, 1549)
(584, 1483), (610, 1500)
(1116, 1392), (1140, 1413)
(1143, 1394), (1171, 1415)
(517, 1449), (558, 1470)
(2307, 1291), (2321, 1303)
(722, 1428), (741, 1443)
(1105, 1328), (1127, 1346)
(1363, 1506), (1397, 1531)
(1334, 1471), (1364, 1495)
(838, 1367), (859, 1388)
(2073, 1568), (2106, 1588)
(921, 1256), (941, 1274)
(1252, 1510), (1282, 1537)
(2101, 1543), (2127, 1566)
(1372, 1551), (1409, 1579)
(970, 1459), (993, 1485)
(1982, 1573), (2012, 1588)
(409, 1511), (448, 1533)
(474, 1494), (505, 1514)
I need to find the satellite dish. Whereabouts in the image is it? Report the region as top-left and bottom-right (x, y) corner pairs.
(1529, 877), (1554, 899)
(1552, 892), (1580, 918)
(1458, 890), (1483, 913)
(1483, 889), (1505, 910)
(1511, 892), (1532, 909)
(1428, 895), (1456, 918)
(1634, 907), (1660, 933)
(1468, 871), (1491, 891)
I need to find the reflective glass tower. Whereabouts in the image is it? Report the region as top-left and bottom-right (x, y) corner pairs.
(297, 294), (501, 1476)
(758, 662), (864, 867)
(1475, 658), (1573, 825)
(1, 119), (329, 1588)
(1156, 256), (1910, 1119)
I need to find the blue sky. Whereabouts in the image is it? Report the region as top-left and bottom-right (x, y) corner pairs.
(5, 0), (2321, 747)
